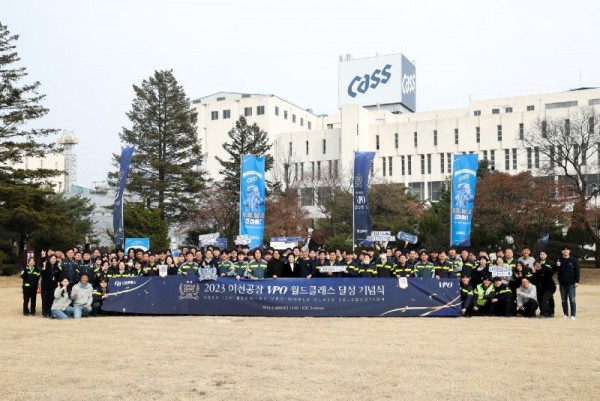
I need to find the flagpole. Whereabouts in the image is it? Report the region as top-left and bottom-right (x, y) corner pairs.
(449, 153), (453, 247)
(352, 151), (356, 250)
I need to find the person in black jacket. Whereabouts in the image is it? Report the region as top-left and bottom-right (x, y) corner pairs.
(460, 275), (474, 317)
(555, 246), (580, 320)
(21, 257), (40, 316)
(531, 260), (556, 318)
(92, 278), (109, 314)
(281, 254), (299, 278)
(491, 277), (513, 317)
(40, 254), (61, 317)
(298, 250), (315, 279)
(266, 249), (283, 278)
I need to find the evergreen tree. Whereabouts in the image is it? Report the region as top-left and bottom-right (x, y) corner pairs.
(215, 115), (274, 192)
(0, 23), (61, 255)
(110, 70), (205, 224)
(123, 203), (170, 251)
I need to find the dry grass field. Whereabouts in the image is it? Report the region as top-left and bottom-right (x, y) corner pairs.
(1, 271), (599, 401)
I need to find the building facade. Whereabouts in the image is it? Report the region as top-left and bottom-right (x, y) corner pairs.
(194, 87), (600, 213)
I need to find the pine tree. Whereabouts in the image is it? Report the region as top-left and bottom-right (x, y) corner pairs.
(215, 115), (274, 192)
(110, 70), (206, 224)
(0, 23), (61, 254)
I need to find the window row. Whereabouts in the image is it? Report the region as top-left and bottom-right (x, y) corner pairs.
(375, 123), (528, 149)
(210, 106), (312, 129)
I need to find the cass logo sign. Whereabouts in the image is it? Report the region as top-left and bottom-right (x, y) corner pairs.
(347, 64), (392, 98)
(402, 73), (416, 94)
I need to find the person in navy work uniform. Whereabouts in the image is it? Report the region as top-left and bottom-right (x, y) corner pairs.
(555, 246), (580, 320)
(21, 257), (40, 316)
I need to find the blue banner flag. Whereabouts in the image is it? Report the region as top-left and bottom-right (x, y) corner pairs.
(113, 146), (135, 245)
(353, 151), (376, 245)
(240, 155), (266, 249)
(451, 154), (479, 246)
(103, 276), (461, 317)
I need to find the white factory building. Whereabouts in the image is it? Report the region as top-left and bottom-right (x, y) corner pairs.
(192, 52), (600, 211)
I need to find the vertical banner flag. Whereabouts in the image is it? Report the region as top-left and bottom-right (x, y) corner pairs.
(113, 146), (135, 245)
(451, 153), (479, 246)
(353, 151), (376, 245)
(240, 155), (266, 249)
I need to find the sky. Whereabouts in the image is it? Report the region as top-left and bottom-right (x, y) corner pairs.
(3, 0), (600, 188)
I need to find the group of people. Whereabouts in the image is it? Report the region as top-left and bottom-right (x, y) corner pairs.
(20, 241), (581, 319)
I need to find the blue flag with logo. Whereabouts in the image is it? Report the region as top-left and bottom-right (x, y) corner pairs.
(451, 154), (478, 246)
(240, 155), (266, 249)
(113, 146), (135, 245)
(353, 151), (376, 245)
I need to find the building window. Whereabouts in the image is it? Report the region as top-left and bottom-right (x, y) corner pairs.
(483, 150), (488, 161)
(474, 110), (481, 116)
(492, 108), (500, 114)
(333, 160), (339, 178)
(244, 107), (252, 117)
(565, 119), (570, 135)
(292, 114), (296, 123)
(326, 123), (333, 129)
(308, 121), (312, 130)
(527, 148), (532, 169)
(275, 106), (279, 116)
(454, 128), (459, 145)
(433, 130), (438, 146)
(223, 109), (231, 119)
(300, 117), (304, 127)
(305, 141), (309, 155)
(542, 121), (547, 138)
(294, 163), (298, 181)
(414, 131), (418, 147)
(288, 142), (292, 156)
(490, 150), (495, 170)
(300, 163), (304, 180)
(407, 155), (412, 175)
(300, 188), (314, 206)
(505, 107), (513, 113)
(519, 123), (524, 140)
(376, 135), (380, 150)
(505, 149), (510, 171)
(257, 106), (265, 115)
(420, 155), (425, 175)
(512, 148), (517, 170)
(534, 147), (540, 168)
(382, 157), (387, 177)
(395, 133), (399, 149)
(322, 139), (326, 154)
(284, 110), (288, 120)
(427, 154), (432, 174)
(401, 156), (406, 176)
(497, 125), (503, 141)
(476, 127), (480, 143)
(328, 160), (332, 177)
(211, 111), (218, 120)
(546, 101), (578, 110)
(311, 162), (315, 180)
(581, 144), (587, 165)
(440, 153), (445, 173)
(447, 153), (452, 173)
(527, 105), (535, 111)
(388, 156), (392, 176)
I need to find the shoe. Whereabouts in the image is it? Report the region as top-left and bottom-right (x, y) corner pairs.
(23, 313), (30, 316)
(30, 313), (35, 316)
(563, 315), (569, 319)
(571, 316), (576, 320)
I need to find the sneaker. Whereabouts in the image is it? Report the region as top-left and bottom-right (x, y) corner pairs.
(571, 316), (576, 320)
(563, 315), (569, 319)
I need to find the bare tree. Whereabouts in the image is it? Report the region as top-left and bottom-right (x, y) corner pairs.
(524, 105), (600, 264)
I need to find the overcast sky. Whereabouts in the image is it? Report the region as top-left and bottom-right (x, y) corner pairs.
(4, 0), (600, 188)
